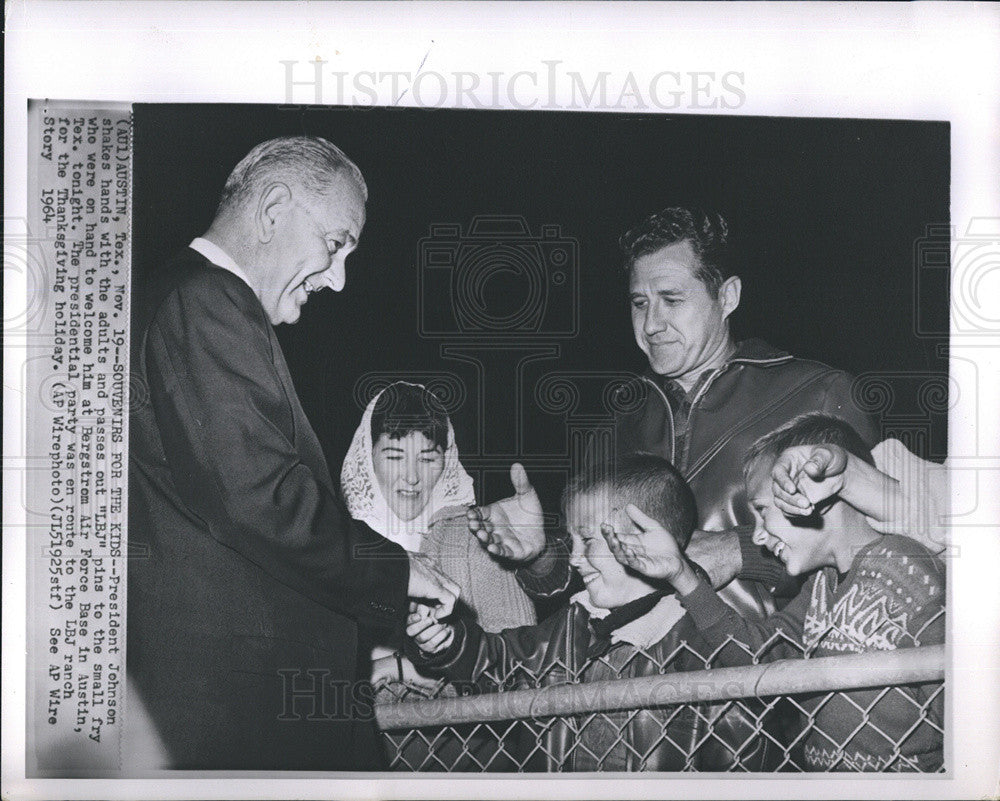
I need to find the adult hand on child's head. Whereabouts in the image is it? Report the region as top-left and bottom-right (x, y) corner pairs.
(406, 601), (455, 654)
(770, 444), (848, 516)
(601, 504), (686, 583)
(467, 463), (545, 563)
(407, 552), (459, 619)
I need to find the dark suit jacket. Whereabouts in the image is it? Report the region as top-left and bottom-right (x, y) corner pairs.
(128, 248), (408, 769)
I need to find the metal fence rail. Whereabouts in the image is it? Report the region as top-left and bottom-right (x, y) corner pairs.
(375, 645), (944, 730)
(374, 641), (945, 772)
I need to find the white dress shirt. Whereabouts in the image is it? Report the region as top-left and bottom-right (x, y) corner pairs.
(189, 237), (255, 292)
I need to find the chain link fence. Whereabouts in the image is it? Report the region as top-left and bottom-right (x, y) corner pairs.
(373, 607), (945, 772)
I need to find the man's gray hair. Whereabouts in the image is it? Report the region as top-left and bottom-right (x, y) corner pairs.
(216, 136), (368, 216)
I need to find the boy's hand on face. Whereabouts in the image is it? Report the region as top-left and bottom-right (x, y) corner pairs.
(406, 601), (456, 655)
(601, 504), (699, 594)
(771, 444), (848, 516)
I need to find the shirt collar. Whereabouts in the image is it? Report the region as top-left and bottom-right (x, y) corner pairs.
(189, 237), (255, 291)
(571, 590), (686, 650)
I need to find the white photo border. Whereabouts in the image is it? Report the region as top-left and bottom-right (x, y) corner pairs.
(4, 2), (999, 799)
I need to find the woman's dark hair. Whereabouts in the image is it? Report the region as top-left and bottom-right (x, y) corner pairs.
(370, 383), (449, 452)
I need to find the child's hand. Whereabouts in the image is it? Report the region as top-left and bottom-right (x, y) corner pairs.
(601, 504), (687, 583)
(770, 444), (848, 516)
(370, 650), (443, 692)
(406, 602), (455, 655)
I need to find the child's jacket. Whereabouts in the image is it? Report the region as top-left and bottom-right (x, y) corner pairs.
(410, 593), (780, 771)
(680, 534), (945, 771)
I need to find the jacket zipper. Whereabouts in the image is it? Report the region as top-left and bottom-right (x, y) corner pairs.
(639, 368), (723, 473)
(639, 376), (676, 465)
(638, 354), (792, 473)
(685, 356), (805, 480)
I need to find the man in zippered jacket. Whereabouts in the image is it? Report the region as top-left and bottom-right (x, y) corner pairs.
(471, 207), (879, 620)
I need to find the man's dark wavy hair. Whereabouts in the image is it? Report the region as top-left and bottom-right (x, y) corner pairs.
(369, 382), (449, 453)
(562, 452), (697, 550)
(619, 206), (734, 298)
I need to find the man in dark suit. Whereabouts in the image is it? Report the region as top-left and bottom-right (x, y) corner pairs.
(127, 136), (458, 770)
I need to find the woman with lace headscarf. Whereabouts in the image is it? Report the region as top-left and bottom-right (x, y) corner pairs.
(341, 381), (536, 692)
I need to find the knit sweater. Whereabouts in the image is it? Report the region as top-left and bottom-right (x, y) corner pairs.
(423, 508), (536, 632)
(679, 534), (944, 771)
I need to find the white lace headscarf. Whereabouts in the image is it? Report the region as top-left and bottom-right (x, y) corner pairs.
(341, 382), (476, 552)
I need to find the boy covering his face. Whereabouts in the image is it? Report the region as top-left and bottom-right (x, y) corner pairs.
(406, 454), (776, 771)
(603, 413), (945, 771)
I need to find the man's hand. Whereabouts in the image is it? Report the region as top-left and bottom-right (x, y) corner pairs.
(683, 529), (741, 589)
(770, 444), (848, 517)
(406, 602), (456, 655)
(601, 504), (698, 594)
(467, 463), (545, 563)
(406, 552), (459, 620)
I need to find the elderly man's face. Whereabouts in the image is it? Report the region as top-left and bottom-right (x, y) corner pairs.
(257, 175), (366, 325)
(629, 240), (737, 386)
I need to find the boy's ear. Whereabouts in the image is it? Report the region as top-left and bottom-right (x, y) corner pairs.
(608, 505), (633, 533)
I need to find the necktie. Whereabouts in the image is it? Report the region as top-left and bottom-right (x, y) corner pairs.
(586, 591), (666, 660)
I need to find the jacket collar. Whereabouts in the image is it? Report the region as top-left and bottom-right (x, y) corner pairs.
(642, 338), (793, 386)
(571, 591), (686, 651)
(727, 338), (794, 366)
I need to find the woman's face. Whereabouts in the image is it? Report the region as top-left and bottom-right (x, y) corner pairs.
(372, 431), (446, 521)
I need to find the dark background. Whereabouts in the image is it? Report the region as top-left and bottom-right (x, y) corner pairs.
(133, 104), (950, 513)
